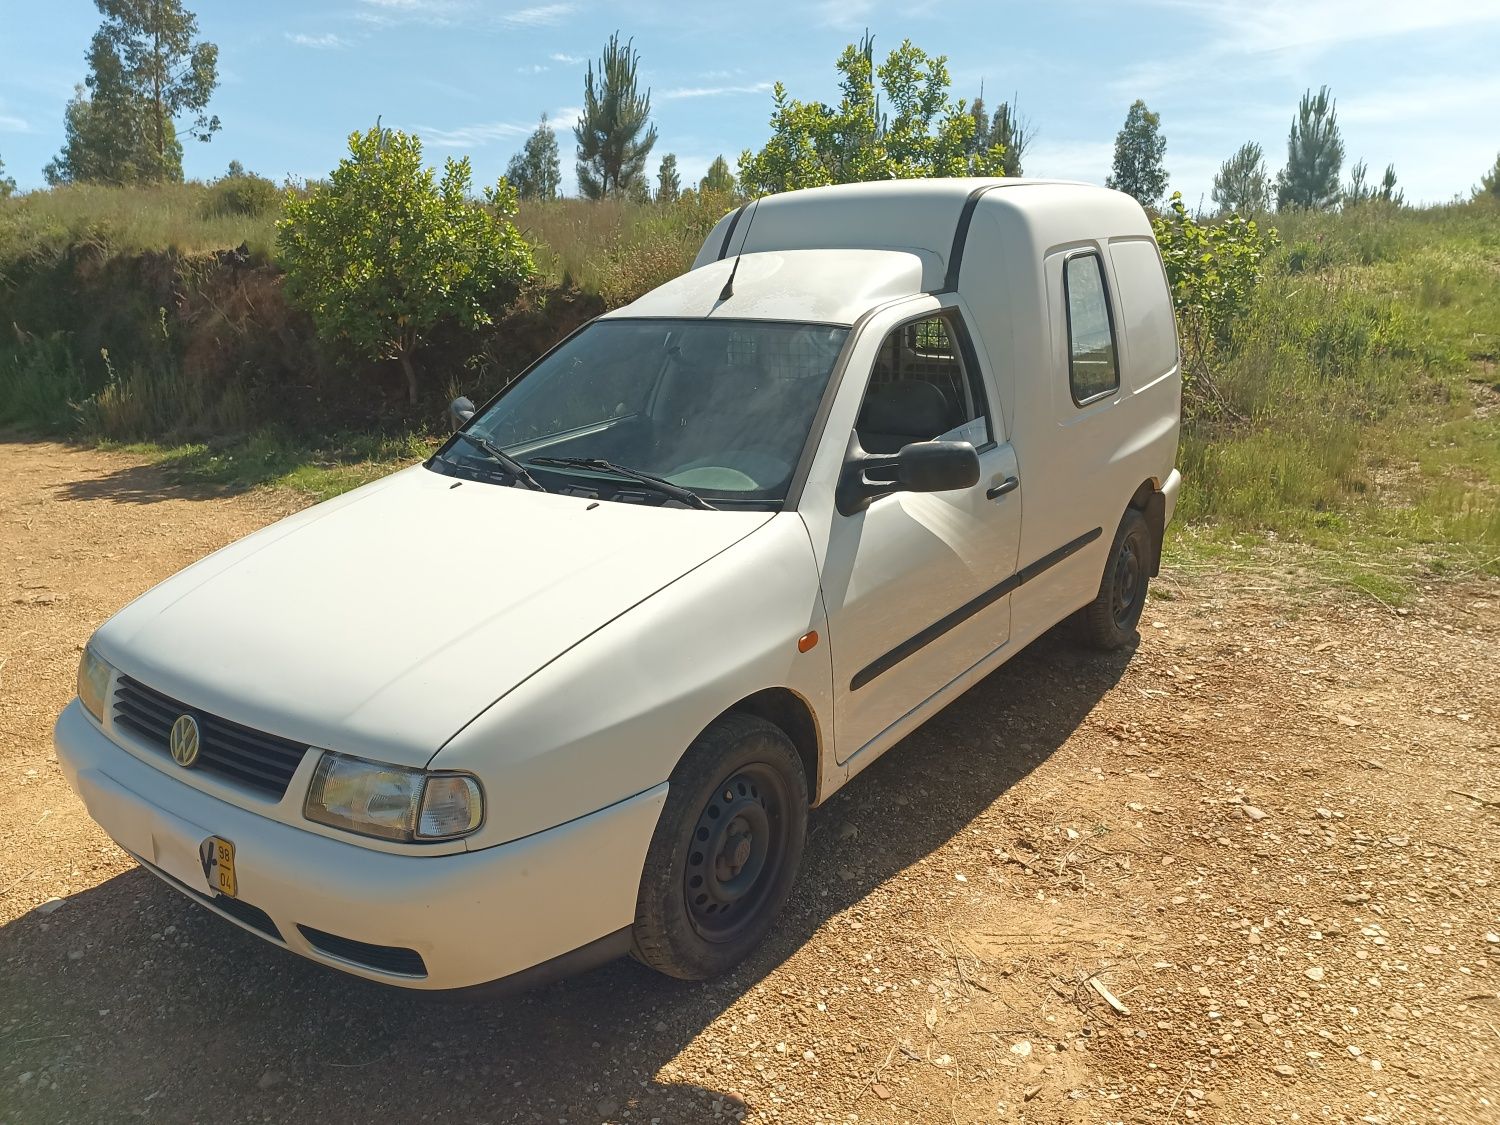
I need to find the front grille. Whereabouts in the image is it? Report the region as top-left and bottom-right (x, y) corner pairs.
(113, 675), (309, 799)
(298, 926), (428, 977)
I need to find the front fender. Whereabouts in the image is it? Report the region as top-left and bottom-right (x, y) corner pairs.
(435, 513), (832, 850)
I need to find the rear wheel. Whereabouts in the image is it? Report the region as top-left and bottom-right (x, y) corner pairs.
(631, 713), (808, 980)
(1079, 507), (1152, 650)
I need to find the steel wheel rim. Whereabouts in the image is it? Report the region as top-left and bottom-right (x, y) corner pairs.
(1112, 536), (1143, 627)
(684, 763), (790, 943)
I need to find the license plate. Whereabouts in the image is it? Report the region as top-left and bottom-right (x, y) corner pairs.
(198, 836), (238, 899)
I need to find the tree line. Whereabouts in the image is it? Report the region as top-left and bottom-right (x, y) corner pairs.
(5, 0), (1500, 213)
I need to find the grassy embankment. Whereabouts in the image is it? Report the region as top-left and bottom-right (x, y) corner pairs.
(1, 184), (1496, 595)
(1171, 201), (1498, 600)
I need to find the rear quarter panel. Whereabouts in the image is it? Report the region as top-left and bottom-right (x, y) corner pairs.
(962, 190), (1179, 647)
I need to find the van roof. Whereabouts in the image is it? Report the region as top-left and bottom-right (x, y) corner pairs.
(608, 178), (1153, 325)
(692, 178), (1150, 292)
(604, 247), (935, 326)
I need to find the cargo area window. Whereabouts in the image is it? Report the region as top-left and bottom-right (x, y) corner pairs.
(1064, 253), (1120, 405)
(856, 314), (992, 454)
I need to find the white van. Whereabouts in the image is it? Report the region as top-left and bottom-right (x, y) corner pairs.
(55, 179), (1181, 992)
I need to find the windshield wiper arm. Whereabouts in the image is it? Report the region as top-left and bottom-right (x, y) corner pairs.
(529, 457), (718, 511)
(451, 431), (546, 491)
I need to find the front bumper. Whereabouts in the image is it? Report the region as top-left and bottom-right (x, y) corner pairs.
(53, 700), (667, 990)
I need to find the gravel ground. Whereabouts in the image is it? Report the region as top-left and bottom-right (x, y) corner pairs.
(1, 436), (1496, 1124)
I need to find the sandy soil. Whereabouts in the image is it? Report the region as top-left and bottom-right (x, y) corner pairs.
(1, 436), (1496, 1124)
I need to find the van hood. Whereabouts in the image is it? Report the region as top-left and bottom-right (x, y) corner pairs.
(95, 465), (770, 767)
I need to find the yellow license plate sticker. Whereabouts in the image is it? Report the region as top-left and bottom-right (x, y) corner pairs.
(204, 836), (237, 899)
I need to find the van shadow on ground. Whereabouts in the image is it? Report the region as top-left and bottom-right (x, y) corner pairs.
(0, 626), (1131, 1124)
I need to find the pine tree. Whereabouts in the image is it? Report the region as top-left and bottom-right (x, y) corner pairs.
(506, 114), (562, 201)
(574, 32), (657, 200)
(700, 155), (735, 196)
(0, 153), (16, 198)
(1105, 99), (1168, 207)
(1478, 153), (1500, 199)
(989, 99), (1027, 177)
(656, 153), (680, 202)
(1342, 160), (1402, 208)
(1211, 142), (1270, 215)
(968, 94), (988, 156)
(1275, 86), (1343, 211)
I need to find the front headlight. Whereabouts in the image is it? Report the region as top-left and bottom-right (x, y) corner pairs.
(304, 751), (483, 842)
(77, 645), (114, 722)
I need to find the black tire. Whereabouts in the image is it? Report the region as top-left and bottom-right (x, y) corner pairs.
(631, 713), (808, 981)
(1079, 507), (1153, 650)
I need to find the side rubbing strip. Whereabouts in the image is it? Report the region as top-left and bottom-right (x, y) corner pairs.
(939, 184), (1001, 294)
(850, 526), (1103, 691)
(717, 204), (749, 260)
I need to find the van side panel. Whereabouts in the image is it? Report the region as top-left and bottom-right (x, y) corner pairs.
(1108, 238), (1180, 394)
(967, 190), (1178, 650)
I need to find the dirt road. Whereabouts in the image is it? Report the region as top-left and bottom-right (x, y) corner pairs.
(1, 436), (1496, 1124)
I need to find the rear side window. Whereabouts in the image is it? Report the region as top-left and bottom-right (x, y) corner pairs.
(1063, 253), (1120, 405)
(1109, 239), (1178, 388)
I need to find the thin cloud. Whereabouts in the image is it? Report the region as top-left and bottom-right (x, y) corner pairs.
(285, 32), (350, 50)
(0, 113), (30, 133)
(546, 106), (583, 131)
(1339, 72), (1500, 126)
(1165, 0), (1500, 56)
(418, 121), (530, 148)
(814, 0), (875, 29)
(356, 0), (467, 27)
(660, 81), (773, 100)
(1108, 1), (1500, 101)
(505, 4), (574, 27)
(1023, 139), (1114, 185)
(517, 63), (549, 74)
(549, 52), (583, 64)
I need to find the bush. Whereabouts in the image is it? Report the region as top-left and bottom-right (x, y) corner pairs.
(0, 332), (91, 431)
(1152, 192), (1278, 414)
(278, 125), (536, 405)
(202, 173), (281, 219)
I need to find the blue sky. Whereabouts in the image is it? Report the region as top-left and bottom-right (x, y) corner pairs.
(3, 0), (1499, 204)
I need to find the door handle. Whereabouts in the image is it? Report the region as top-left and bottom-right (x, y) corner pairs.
(987, 476), (1019, 500)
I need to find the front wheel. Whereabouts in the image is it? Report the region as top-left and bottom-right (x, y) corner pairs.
(631, 713), (808, 980)
(1079, 507), (1153, 650)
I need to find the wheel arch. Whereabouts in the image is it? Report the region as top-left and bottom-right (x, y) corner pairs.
(725, 688), (824, 806)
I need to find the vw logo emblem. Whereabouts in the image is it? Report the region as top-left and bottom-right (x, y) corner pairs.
(168, 714), (201, 768)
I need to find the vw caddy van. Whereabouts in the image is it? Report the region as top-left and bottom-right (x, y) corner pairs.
(56, 179), (1182, 990)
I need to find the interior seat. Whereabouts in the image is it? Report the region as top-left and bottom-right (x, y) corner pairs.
(856, 380), (958, 454)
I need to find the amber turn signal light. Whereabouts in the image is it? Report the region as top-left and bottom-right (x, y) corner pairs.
(797, 631), (819, 653)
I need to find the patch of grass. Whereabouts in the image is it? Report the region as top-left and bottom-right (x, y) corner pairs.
(0, 182), (280, 263)
(1175, 198), (1500, 599)
(105, 430), (437, 501)
(515, 194), (729, 299)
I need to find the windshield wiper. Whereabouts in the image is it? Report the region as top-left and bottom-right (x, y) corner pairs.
(450, 431), (546, 491)
(529, 457), (718, 511)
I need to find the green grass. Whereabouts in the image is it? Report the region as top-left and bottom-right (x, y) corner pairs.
(1170, 198), (1500, 597)
(0, 184), (719, 300)
(0, 182), (281, 263)
(103, 431), (438, 502)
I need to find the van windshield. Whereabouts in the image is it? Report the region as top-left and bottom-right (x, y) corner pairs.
(436, 318), (849, 507)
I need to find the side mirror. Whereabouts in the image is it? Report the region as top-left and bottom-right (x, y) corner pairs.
(836, 438), (981, 515)
(448, 396), (476, 431)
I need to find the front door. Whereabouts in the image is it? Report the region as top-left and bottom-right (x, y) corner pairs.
(817, 308), (1022, 761)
